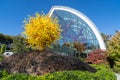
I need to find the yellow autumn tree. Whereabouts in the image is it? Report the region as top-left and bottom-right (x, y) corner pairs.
(23, 13), (62, 50)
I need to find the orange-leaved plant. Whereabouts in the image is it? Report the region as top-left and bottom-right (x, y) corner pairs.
(23, 13), (62, 50)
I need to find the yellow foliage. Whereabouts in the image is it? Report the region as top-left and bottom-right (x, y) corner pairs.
(23, 13), (62, 50)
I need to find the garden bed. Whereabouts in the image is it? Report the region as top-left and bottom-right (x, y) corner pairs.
(0, 50), (96, 75)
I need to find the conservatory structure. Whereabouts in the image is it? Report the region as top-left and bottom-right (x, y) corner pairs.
(49, 6), (106, 57)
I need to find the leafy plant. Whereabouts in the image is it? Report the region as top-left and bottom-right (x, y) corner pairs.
(0, 44), (6, 54)
(0, 57), (4, 62)
(1, 73), (29, 80)
(91, 64), (116, 80)
(0, 70), (9, 79)
(107, 32), (120, 73)
(86, 49), (107, 64)
(23, 13), (62, 50)
(107, 32), (120, 60)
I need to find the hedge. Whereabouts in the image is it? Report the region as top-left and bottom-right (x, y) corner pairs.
(0, 65), (116, 80)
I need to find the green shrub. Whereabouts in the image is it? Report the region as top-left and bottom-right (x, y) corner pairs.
(107, 32), (120, 73)
(0, 65), (116, 80)
(42, 71), (93, 80)
(1, 73), (43, 80)
(1, 73), (28, 80)
(113, 61), (120, 73)
(41, 64), (116, 80)
(41, 67), (116, 80)
(0, 70), (9, 79)
(91, 64), (116, 80)
(0, 44), (6, 54)
(0, 57), (4, 62)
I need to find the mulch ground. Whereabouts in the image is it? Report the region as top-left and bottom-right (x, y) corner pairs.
(0, 50), (96, 75)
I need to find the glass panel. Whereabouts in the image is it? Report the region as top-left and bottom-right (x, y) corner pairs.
(51, 10), (100, 57)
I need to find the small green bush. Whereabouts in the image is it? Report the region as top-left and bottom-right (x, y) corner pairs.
(0, 65), (116, 80)
(42, 71), (93, 80)
(0, 44), (6, 54)
(91, 64), (116, 80)
(107, 32), (120, 73)
(1, 73), (28, 80)
(1, 73), (43, 80)
(0, 57), (4, 62)
(113, 61), (120, 73)
(0, 70), (9, 79)
(41, 65), (116, 80)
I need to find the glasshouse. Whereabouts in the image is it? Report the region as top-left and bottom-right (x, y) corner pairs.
(49, 6), (106, 57)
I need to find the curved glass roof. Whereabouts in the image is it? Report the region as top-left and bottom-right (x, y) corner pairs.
(49, 6), (106, 56)
(52, 10), (99, 49)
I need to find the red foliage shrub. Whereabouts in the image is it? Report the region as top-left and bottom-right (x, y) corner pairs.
(86, 49), (107, 64)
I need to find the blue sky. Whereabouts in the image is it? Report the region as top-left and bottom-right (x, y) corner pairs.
(0, 0), (120, 36)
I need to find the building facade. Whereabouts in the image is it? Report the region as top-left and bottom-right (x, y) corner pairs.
(49, 6), (106, 56)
